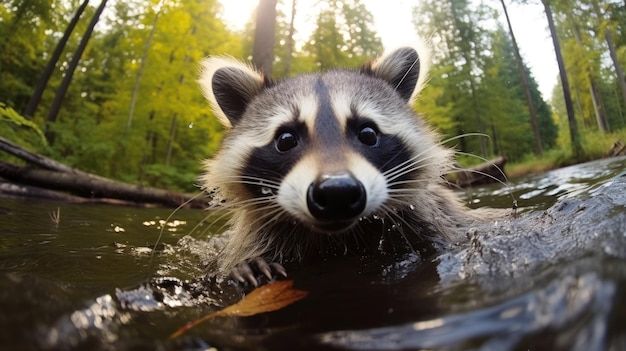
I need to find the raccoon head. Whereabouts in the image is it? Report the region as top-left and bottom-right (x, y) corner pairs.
(199, 47), (451, 234)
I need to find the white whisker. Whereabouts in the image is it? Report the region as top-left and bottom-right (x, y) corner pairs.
(148, 191), (206, 278)
(380, 204), (416, 253)
(194, 49), (508, 280)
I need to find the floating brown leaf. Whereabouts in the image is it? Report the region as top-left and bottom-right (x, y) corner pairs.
(170, 280), (308, 339)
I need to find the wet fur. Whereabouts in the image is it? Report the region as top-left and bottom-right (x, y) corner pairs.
(198, 47), (495, 275)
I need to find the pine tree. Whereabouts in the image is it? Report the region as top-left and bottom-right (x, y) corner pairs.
(542, 0), (583, 159)
(305, 0), (382, 70)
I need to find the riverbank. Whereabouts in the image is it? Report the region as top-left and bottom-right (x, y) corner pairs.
(506, 128), (626, 180)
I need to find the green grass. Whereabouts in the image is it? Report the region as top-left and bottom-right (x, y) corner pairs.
(506, 128), (626, 179)
(506, 148), (571, 179)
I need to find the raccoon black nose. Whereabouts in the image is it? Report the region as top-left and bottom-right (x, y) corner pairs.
(307, 173), (366, 222)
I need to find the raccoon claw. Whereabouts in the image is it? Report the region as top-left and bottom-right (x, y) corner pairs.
(231, 263), (256, 286)
(254, 257), (288, 280)
(230, 258), (287, 287)
(269, 262), (288, 278)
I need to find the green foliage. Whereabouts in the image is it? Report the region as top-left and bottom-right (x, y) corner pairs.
(413, 0), (625, 166)
(549, 0), (626, 137)
(0, 102), (48, 148)
(415, 67), (457, 136)
(579, 128), (626, 160)
(483, 26), (558, 159)
(0, 0), (58, 109)
(143, 163), (200, 192)
(507, 147), (572, 179)
(303, 0), (382, 70)
(413, 0), (543, 162)
(413, 0), (496, 159)
(0, 0), (240, 190)
(507, 128), (626, 178)
(0, 101), (50, 165)
(1, 0), (624, 192)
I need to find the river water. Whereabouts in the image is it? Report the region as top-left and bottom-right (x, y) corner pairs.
(1, 156), (626, 350)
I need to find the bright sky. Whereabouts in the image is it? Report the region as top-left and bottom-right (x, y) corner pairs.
(218, 0), (557, 100)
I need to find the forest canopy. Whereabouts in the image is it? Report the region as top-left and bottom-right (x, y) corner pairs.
(1, 0), (625, 192)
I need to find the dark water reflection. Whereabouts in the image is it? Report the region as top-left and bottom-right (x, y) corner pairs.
(1, 156), (626, 350)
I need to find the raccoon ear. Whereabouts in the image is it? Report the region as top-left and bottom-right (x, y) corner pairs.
(199, 57), (266, 128)
(363, 47), (427, 103)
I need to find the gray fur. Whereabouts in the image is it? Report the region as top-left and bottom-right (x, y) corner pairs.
(198, 47), (498, 276)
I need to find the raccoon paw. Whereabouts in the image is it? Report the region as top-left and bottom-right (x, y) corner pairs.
(230, 257), (287, 287)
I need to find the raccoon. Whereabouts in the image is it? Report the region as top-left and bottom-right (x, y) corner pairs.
(199, 47), (492, 286)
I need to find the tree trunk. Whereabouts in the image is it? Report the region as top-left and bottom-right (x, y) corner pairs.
(126, 6), (162, 131)
(0, 162), (203, 208)
(470, 79), (488, 158)
(0, 137), (205, 208)
(0, 136), (75, 173)
(573, 85), (592, 128)
(165, 113), (178, 167)
(542, 0), (583, 159)
(23, 0), (90, 118)
(252, 0), (277, 75)
(283, 0), (297, 77)
(139, 109), (157, 184)
(589, 78), (609, 132)
(455, 156), (507, 188)
(605, 32), (626, 107)
(569, 16), (608, 133)
(44, 0), (108, 144)
(611, 84), (625, 125)
(449, 3), (486, 158)
(499, 0), (543, 155)
(591, 0), (626, 114)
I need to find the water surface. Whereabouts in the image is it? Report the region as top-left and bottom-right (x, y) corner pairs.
(1, 156), (625, 350)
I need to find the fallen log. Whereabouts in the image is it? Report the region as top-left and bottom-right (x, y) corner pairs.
(0, 179), (159, 207)
(0, 179), (90, 203)
(0, 137), (75, 173)
(0, 162), (206, 208)
(455, 156), (507, 188)
(607, 140), (626, 157)
(0, 136), (207, 208)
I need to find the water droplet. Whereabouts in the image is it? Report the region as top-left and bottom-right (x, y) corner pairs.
(409, 204), (416, 211)
(261, 187), (274, 195)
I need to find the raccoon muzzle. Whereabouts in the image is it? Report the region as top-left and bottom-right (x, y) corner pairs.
(306, 172), (366, 230)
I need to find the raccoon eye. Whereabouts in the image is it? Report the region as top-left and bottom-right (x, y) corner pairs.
(275, 131), (298, 152)
(358, 126), (379, 146)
